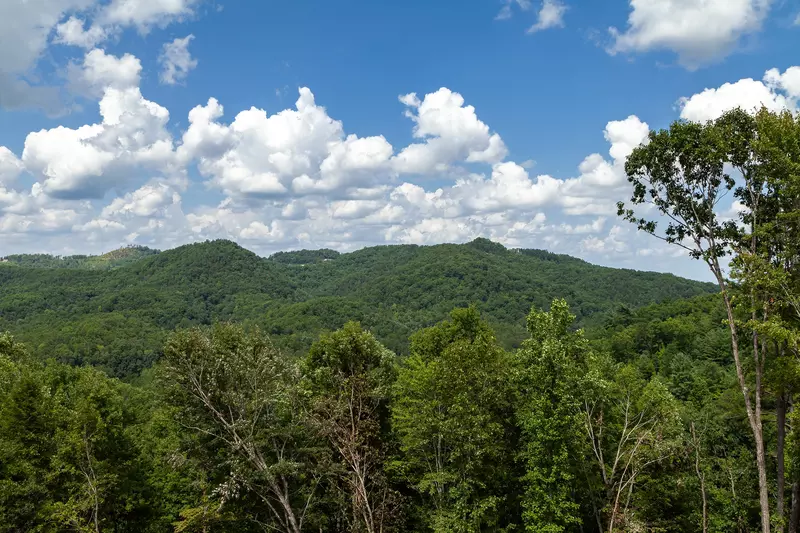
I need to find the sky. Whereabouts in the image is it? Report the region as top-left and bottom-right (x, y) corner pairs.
(0, 0), (799, 281)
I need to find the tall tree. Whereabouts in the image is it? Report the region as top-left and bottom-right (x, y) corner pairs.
(732, 108), (800, 532)
(618, 108), (773, 531)
(303, 322), (398, 533)
(515, 299), (588, 531)
(391, 307), (517, 532)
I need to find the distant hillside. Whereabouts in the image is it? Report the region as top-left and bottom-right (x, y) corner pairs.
(0, 238), (716, 377)
(1, 245), (159, 270)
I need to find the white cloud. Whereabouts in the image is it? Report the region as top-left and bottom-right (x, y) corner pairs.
(55, 16), (107, 48)
(609, 0), (773, 68)
(581, 225), (629, 254)
(605, 115), (650, 162)
(496, 0), (532, 20)
(527, 0), (567, 33)
(679, 66), (800, 122)
(74, 218), (126, 232)
(180, 88), (395, 198)
(0, 207), (82, 234)
(21, 65), (176, 199)
(101, 183), (180, 218)
(554, 115), (649, 215)
(0, 148), (24, 186)
(558, 217), (606, 234)
(96, 0), (199, 30)
(159, 35), (198, 85)
(764, 67), (800, 99)
(452, 163), (561, 213)
(393, 88), (507, 174)
(71, 48), (143, 96)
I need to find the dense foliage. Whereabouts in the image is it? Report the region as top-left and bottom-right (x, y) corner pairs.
(0, 238), (714, 377)
(1, 245), (158, 270)
(0, 293), (789, 532)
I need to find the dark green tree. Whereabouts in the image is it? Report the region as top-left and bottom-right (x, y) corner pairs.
(303, 322), (398, 533)
(161, 323), (321, 533)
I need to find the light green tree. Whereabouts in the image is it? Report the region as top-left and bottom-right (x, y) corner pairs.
(391, 307), (516, 533)
(582, 361), (682, 532)
(515, 299), (588, 532)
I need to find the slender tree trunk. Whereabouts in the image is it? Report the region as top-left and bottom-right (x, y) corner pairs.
(270, 478), (302, 533)
(692, 423), (708, 533)
(778, 392), (788, 533)
(754, 336), (771, 533)
(713, 269), (771, 533)
(790, 397), (799, 533)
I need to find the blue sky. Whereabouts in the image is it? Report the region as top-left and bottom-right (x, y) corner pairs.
(1, 0), (799, 280)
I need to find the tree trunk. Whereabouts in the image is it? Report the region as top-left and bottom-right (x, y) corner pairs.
(713, 271), (771, 533)
(270, 478), (302, 533)
(790, 482), (800, 533)
(754, 358), (772, 533)
(778, 393), (788, 533)
(692, 423), (708, 533)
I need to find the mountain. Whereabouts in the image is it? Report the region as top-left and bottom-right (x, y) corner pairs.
(1, 245), (159, 270)
(0, 238), (716, 377)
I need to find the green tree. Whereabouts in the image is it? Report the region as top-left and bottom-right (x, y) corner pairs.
(582, 360), (682, 532)
(303, 322), (398, 533)
(161, 323), (320, 533)
(731, 108), (800, 532)
(0, 333), (164, 532)
(618, 108), (773, 531)
(515, 299), (588, 531)
(391, 308), (517, 532)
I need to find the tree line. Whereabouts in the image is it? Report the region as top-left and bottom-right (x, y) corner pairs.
(0, 300), (756, 532)
(0, 232), (714, 379)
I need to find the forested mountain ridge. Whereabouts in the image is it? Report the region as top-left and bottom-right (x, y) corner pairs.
(0, 238), (715, 377)
(0, 245), (159, 269)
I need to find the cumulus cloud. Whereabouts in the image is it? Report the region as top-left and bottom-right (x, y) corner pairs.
(179, 88), (393, 198)
(679, 66), (800, 122)
(22, 51), (176, 199)
(159, 35), (198, 85)
(1, 0), (202, 111)
(609, 0), (773, 68)
(0, 148), (24, 186)
(101, 183), (180, 218)
(96, 0), (199, 31)
(392, 88), (507, 174)
(69, 48), (143, 97)
(527, 0), (567, 33)
(55, 16), (107, 48)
